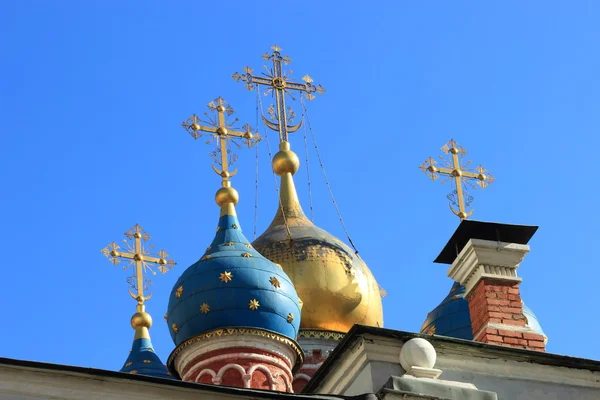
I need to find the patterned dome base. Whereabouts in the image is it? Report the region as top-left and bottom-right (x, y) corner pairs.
(166, 214), (301, 347)
(120, 337), (174, 379)
(421, 282), (546, 340)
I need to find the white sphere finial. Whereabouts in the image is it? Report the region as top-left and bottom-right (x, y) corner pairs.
(399, 338), (437, 371)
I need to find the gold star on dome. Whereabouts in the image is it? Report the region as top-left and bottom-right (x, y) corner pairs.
(232, 224), (238, 229)
(224, 241), (234, 246)
(130, 370), (138, 374)
(287, 313), (294, 323)
(241, 252), (252, 258)
(249, 299), (260, 310)
(172, 323), (179, 333)
(201, 254), (212, 261)
(125, 362), (132, 367)
(427, 325), (436, 335)
(206, 246), (212, 252)
(200, 303), (210, 314)
(219, 271), (233, 283)
(245, 243), (253, 249)
(164, 313), (168, 321)
(269, 276), (281, 288)
(175, 286), (183, 298)
(216, 226), (220, 232)
(143, 360), (151, 364)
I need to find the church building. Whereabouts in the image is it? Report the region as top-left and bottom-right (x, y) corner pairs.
(1, 46), (599, 400)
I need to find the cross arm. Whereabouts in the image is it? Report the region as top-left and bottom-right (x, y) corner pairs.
(112, 251), (135, 260)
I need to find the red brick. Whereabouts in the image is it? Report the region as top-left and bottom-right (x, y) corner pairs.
(499, 307), (523, 314)
(488, 299), (510, 306)
(487, 305), (501, 312)
(489, 312), (513, 319)
(504, 337), (528, 346)
(498, 330), (523, 338)
(508, 294), (520, 301)
(489, 317), (502, 324)
(523, 333), (545, 341)
(508, 288), (520, 295)
(502, 319), (526, 326)
(496, 293), (508, 299)
(485, 292), (497, 299)
(509, 301), (522, 307)
(527, 340), (546, 349)
(484, 334), (504, 342)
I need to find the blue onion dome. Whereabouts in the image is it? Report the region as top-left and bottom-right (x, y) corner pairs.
(421, 282), (546, 341)
(523, 302), (547, 342)
(121, 311), (174, 379)
(421, 282), (473, 340)
(166, 185), (302, 348)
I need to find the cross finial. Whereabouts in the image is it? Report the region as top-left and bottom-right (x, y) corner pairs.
(419, 139), (495, 220)
(182, 97), (260, 186)
(101, 224), (176, 311)
(232, 45), (325, 143)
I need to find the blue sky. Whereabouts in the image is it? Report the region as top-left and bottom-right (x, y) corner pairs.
(2, 1), (599, 371)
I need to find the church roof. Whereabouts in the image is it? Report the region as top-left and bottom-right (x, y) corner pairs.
(420, 282), (546, 340)
(166, 212), (301, 347)
(303, 325), (600, 394)
(120, 337), (173, 379)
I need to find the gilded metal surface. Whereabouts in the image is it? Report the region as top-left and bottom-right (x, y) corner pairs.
(200, 303), (210, 314)
(297, 330), (346, 340)
(419, 139), (494, 220)
(167, 327), (304, 373)
(101, 224), (176, 309)
(233, 45), (325, 142)
(241, 252), (252, 258)
(182, 97), (261, 188)
(249, 299), (260, 310)
(172, 323), (179, 333)
(269, 276), (281, 288)
(287, 313), (294, 323)
(219, 271), (233, 283)
(252, 161), (384, 332)
(175, 286), (183, 298)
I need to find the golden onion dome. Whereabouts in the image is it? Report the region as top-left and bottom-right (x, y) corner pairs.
(252, 142), (383, 333)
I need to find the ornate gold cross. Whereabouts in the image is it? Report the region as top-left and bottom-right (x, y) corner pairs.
(182, 97), (260, 184)
(419, 139), (494, 220)
(101, 224), (175, 310)
(232, 45), (325, 143)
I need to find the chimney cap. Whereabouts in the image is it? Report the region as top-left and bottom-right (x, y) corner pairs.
(434, 220), (538, 265)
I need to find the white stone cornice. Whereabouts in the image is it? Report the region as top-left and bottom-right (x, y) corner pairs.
(447, 239), (529, 296)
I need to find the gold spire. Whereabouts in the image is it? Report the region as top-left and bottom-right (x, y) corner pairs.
(101, 224), (176, 339)
(419, 139), (495, 220)
(233, 45), (325, 143)
(182, 97), (260, 215)
(243, 48), (384, 333)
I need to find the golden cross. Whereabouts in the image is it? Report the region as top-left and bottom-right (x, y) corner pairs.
(182, 97), (260, 184)
(232, 45), (325, 143)
(101, 224), (175, 310)
(419, 139), (494, 220)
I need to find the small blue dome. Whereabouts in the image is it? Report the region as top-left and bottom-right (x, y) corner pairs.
(166, 214), (301, 347)
(421, 282), (546, 341)
(421, 282), (473, 340)
(120, 337), (174, 379)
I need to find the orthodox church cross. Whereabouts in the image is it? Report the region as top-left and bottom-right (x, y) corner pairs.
(102, 224), (175, 309)
(419, 139), (494, 220)
(182, 97), (260, 183)
(232, 45), (325, 143)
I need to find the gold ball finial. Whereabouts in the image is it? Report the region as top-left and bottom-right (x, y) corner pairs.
(215, 186), (239, 207)
(216, 126), (228, 136)
(131, 312), (152, 330)
(191, 123), (201, 131)
(272, 143), (300, 176)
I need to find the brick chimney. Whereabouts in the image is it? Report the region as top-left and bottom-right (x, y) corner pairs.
(437, 221), (546, 352)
